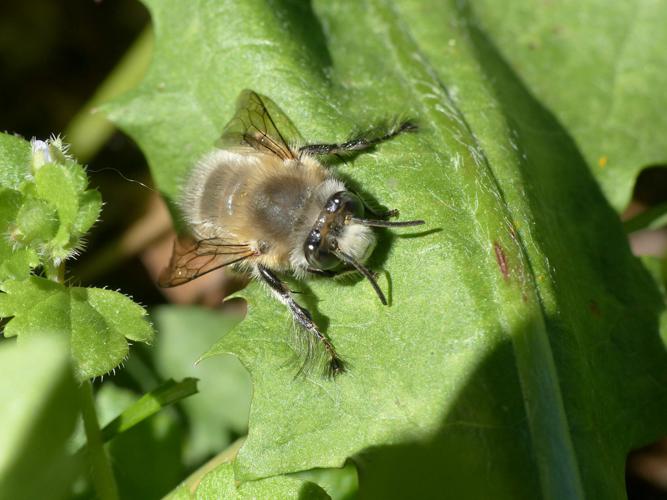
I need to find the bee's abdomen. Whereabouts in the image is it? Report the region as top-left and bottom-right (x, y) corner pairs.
(182, 150), (328, 270)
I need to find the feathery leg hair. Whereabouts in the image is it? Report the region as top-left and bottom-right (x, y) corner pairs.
(298, 121), (417, 157)
(256, 265), (346, 377)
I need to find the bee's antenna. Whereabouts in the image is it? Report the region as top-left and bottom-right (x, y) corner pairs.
(349, 217), (425, 228)
(86, 167), (158, 193)
(334, 249), (387, 305)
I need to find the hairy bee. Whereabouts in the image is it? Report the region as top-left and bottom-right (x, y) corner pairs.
(160, 90), (423, 376)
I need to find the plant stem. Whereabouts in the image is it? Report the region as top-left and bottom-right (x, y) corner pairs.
(177, 438), (245, 495)
(79, 380), (119, 500)
(44, 261), (66, 283)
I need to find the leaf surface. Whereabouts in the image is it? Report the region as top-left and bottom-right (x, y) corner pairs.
(108, 0), (667, 498)
(472, 0), (667, 210)
(168, 462), (329, 500)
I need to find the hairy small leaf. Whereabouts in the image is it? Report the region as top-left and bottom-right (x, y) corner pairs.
(0, 276), (154, 380)
(0, 188), (39, 282)
(0, 133), (102, 270)
(0, 133), (31, 190)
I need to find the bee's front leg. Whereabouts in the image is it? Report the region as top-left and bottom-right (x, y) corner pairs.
(363, 206), (400, 220)
(298, 121), (417, 157)
(255, 265), (345, 377)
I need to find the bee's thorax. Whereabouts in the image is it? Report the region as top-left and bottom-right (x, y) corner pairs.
(181, 148), (346, 272)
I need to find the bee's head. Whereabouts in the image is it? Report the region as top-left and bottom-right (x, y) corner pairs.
(304, 191), (372, 270)
(303, 191), (424, 305)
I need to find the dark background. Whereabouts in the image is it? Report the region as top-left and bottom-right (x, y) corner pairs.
(0, 1), (166, 304)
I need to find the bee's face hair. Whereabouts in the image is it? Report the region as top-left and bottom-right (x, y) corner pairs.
(335, 222), (375, 263)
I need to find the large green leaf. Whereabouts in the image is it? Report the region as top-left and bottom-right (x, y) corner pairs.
(473, 0), (667, 211)
(0, 337), (79, 500)
(108, 0), (667, 498)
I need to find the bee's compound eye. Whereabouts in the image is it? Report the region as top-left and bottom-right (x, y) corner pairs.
(325, 191), (364, 217)
(306, 229), (321, 250)
(308, 249), (339, 270)
(342, 192), (364, 217)
(325, 195), (341, 213)
(304, 232), (338, 270)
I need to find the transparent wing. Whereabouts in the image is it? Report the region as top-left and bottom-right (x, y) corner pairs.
(217, 90), (303, 161)
(159, 235), (257, 287)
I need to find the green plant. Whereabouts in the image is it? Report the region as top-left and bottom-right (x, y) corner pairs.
(2, 0), (667, 498)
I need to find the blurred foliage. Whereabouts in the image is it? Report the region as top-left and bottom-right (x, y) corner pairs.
(151, 306), (251, 465)
(0, 337), (79, 500)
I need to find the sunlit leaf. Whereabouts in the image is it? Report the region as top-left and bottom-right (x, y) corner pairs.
(472, 0), (667, 211)
(168, 462), (329, 500)
(108, 0), (667, 498)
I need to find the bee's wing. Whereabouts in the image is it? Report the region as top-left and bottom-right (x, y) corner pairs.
(217, 90), (304, 161)
(159, 236), (257, 287)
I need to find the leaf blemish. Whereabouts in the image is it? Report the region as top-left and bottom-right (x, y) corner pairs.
(588, 300), (601, 317)
(493, 242), (510, 281)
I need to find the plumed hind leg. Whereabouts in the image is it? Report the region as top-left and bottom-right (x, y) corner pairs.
(255, 265), (345, 377)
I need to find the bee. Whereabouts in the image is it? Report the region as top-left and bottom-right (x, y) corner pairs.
(160, 90), (424, 377)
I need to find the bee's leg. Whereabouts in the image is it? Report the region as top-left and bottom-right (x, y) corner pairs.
(364, 206), (400, 220)
(298, 121), (417, 157)
(255, 265), (345, 376)
(347, 191), (399, 220)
